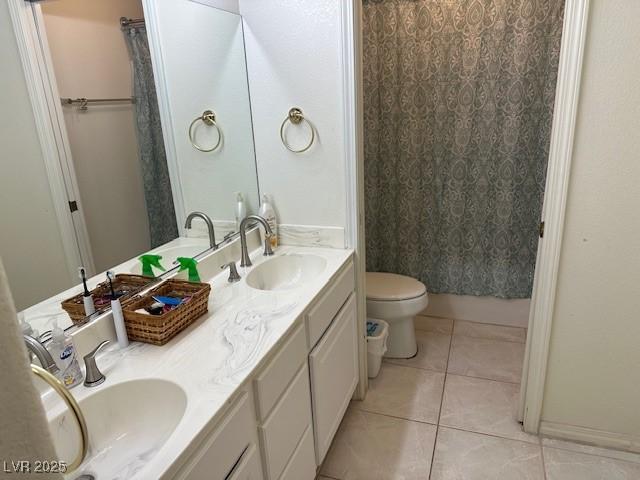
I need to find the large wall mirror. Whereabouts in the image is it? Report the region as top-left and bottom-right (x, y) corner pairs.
(8, 0), (259, 335)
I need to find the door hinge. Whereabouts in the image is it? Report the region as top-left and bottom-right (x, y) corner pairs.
(68, 200), (78, 213)
(539, 221), (545, 238)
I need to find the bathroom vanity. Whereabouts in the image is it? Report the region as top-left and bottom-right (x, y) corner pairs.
(46, 238), (356, 479)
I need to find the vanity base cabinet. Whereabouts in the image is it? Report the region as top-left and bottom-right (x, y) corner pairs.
(309, 293), (358, 465)
(258, 364), (313, 479)
(175, 390), (264, 480)
(278, 425), (316, 480)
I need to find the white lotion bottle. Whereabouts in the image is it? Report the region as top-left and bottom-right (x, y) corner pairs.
(235, 192), (246, 231)
(258, 194), (278, 248)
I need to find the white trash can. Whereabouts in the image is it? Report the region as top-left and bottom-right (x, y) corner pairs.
(366, 318), (389, 378)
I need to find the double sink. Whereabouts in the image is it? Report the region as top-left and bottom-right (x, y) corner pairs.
(47, 252), (327, 478)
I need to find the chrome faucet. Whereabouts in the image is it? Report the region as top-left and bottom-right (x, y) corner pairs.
(23, 335), (59, 375)
(83, 340), (109, 387)
(239, 215), (274, 267)
(185, 211), (217, 249)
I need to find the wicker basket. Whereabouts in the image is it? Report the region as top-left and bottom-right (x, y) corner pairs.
(61, 274), (151, 325)
(122, 279), (211, 346)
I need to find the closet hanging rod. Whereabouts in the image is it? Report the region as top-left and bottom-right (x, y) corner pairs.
(60, 97), (136, 110)
(120, 17), (145, 28)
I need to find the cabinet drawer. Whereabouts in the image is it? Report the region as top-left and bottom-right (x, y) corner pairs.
(254, 322), (306, 420)
(278, 425), (316, 480)
(306, 261), (354, 348)
(309, 293), (358, 465)
(178, 392), (257, 480)
(259, 364), (312, 480)
(228, 444), (263, 480)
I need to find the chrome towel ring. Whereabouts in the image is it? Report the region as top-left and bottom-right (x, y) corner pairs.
(280, 107), (315, 153)
(189, 110), (223, 152)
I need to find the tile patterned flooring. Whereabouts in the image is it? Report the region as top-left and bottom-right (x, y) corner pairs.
(319, 316), (640, 479)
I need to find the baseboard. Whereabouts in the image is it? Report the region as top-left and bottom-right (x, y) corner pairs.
(422, 293), (530, 328)
(539, 420), (640, 453)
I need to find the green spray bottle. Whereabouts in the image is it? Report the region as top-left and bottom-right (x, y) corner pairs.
(139, 254), (166, 278)
(177, 257), (201, 283)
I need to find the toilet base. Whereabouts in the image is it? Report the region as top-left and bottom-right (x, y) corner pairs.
(383, 315), (418, 359)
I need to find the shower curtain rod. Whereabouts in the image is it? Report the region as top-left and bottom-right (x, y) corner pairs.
(120, 17), (145, 28)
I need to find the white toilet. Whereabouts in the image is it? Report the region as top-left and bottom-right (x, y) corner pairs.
(366, 272), (429, 359)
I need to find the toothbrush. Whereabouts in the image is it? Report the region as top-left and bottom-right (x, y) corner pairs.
(107, 271), (129, 348)
(79, 267), (95, 316)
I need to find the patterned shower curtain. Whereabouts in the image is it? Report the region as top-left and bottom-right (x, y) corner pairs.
(124, 26), (178, 248)
(363, 0), (565, 298)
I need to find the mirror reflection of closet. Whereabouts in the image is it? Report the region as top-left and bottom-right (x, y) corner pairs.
(9, 0), (259, 336)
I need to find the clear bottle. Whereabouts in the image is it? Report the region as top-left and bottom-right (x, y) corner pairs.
(49, 321), (83, 388)
(235, 192), (247, 231)
(258, 194), (278, 248)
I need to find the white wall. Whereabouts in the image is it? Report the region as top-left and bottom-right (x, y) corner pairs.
(189, 0), (239, 14)
(240, 0), (347, 232)
(0, 1), (73, 310)
(541, 0), (640, 445)
(151, 0), (259, 224)
(41, 0), (151, 273)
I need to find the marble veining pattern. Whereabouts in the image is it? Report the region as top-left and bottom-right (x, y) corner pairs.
(431, 427), (545, 480)
(321, 408), (436, 480)
(354, 363), (445, 424)
(543, 446), (640, 480)
(45, 245), (353, 479)
(440, 374), (538, 444)
(448, 334), (525, 383)
(278, 224), (345, 249)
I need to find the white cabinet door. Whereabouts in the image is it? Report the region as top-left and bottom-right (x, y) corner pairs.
(227, 444), (263, 480)
(309, 293), (358, 465)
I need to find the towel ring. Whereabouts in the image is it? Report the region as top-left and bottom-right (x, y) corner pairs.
(280, 107), (315, 153)
(189, 110), (222, 152)
(31, 364), (88, 473)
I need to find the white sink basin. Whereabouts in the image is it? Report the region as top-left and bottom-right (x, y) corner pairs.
(48, 379), (187, 479)
(246, 254), (327, 291)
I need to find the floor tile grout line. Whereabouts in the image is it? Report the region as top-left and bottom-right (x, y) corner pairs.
(443, 371), (523, 386)
(429, 330), (454, 480)
(437, 424), (541, 446)
(444, 370), (522, 385)
(353, 406), (439, 427)
(382, 359), (523, 385)
(451, 333), (527, 345)
(540, 441), (549, 480)
(416, 314), (528, 331)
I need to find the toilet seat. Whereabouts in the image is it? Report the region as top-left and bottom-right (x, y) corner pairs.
(366, 272), (427, 301)
(365, 272), (428, 358)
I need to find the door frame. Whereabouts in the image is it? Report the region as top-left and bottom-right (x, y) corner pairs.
(8, 0), (96, 279)
(341, 0), (367, 399)
(518, 0), (590, 432)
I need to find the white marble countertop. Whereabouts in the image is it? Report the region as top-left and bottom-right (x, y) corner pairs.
(48, 244), (353, 479)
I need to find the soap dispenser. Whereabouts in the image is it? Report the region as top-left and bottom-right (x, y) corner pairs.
(49, 321), (83, 388)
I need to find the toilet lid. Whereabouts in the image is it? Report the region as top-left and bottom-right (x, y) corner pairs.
(366, 272), (427, 301)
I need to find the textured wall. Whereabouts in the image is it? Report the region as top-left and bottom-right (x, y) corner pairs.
(41, 0), (151, 272)
(0, 2), (73, 310)
(541, 0), (640, 440)
(240, 0), (347, 230)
